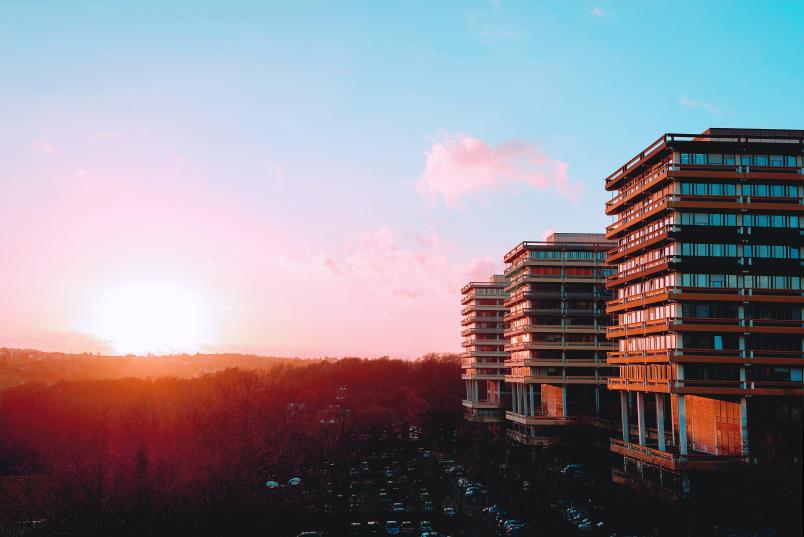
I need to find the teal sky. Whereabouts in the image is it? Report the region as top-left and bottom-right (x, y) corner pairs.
(2, 1), (803, 357)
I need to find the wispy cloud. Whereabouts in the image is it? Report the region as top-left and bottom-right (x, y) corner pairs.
(680, 95), (718, 114)
(479, 27), (521, 43)
(590, 6), (603, 17)
(414, 131), (581, 207)
(90, 130), (120, 142)
(282, 226), (498, 300)
(30, 138), (57, 155)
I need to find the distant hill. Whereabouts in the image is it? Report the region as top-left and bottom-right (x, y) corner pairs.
(0, 348), (318, 389)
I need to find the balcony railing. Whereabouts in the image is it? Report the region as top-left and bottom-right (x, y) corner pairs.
(607, 376), (804, 393)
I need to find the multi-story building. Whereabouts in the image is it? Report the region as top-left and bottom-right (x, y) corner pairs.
(503, 233), (618, 445)
(604, 128), (804, 497)
(461, 274), (509, 425)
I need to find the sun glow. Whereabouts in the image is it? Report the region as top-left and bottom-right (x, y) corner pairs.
(90, 283), (209, 355)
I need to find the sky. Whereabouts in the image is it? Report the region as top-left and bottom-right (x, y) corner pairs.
(1, 1), (803, 357)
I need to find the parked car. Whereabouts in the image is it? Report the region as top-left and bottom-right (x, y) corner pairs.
(384, 520), (401, 535)
(443, 506), (458, 517)
(393, 502), (406, 513)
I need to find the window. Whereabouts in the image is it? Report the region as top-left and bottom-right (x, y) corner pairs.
(724, 154), (736, 165)
(741, 155), (752, 166)
(769, 155), (784, 167)
(754, 155), (768, 166)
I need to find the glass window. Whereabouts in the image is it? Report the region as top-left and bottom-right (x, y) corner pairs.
(724, 154), (736, 165)
(741, 155), (752, 166)
(754, 155), (768, 166)
(710, 183), (723, 195)
(680, 153), (692, 164)
(694, 153), (707, 165)
(709, 154), (723, 165)
(786, 155), (797, 167)
(769, 155), (784, 167)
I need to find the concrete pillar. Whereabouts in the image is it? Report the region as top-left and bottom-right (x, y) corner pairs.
(522, 383), (529, 416)
(465, 382), (470, 401)
(620, 391), (630, 442)
(740, 396), (749, 457)
(562, 386), (568, 417)
(529, 384), (535, 417)
(636, 392), (646, 446)
(655, 393), (666, 451)
(512, 384), (517, 413)
(595, 385), (600, 416)
(678, 394), (688, 456)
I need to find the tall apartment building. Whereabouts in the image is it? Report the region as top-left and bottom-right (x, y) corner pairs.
(461, 274), (509, 425)
(503, 233), (618, 445)
(604, 128), (804, 496)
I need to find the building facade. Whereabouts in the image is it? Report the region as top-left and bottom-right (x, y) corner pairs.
(503, 233), (618, 445)
(461, 274), (510, 425)
(604, 128), (804, 496)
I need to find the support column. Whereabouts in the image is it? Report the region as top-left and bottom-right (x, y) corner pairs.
(465, 382), (470, 401)
(562, 386), (568, 418)
(529, 385), (535, 417)
(740, 396), (749, 457)
(636, 392), (646, 446)
(595, 385), (600, 416)
(620, 391), (630, 442)
(522, 383), (529, 417)
(512, 384), (517, 413)
(655, 393), (666, 452)
(678, 394), (688, 456)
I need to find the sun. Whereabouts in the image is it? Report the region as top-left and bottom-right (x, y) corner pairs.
(90, 283), (209, 355)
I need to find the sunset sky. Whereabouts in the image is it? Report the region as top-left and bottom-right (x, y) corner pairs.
(2, 1), (803, 357)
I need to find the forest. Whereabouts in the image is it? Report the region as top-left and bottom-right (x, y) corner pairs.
(0, 352), (463, 535)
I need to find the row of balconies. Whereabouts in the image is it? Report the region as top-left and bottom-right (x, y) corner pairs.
(607, 376), (804, 396)
(606, 347), (804, 365)
(505, 324), (606, 336)
(606, 193), (803, 240)
(607, 285), (802, 313)
(505, 341), (615, 352)
(607, 316), (804, 338)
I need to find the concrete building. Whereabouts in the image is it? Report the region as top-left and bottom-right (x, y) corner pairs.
(503, 233), (618, 445)
(461, 274), (509, 425)
(604, 128), (804, 497)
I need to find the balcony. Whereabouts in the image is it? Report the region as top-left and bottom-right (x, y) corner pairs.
(506, 341), (615, 352)
(608, 316), (804, 338)
(463, 399), (505, 409)
(505, 374), (606, 385)
(607, 347), (804, 365)
(606, 256), (673, 289)
(610, 438), (747, 471)
(607, 376), (804, 396)
(606, 160), (671, 215)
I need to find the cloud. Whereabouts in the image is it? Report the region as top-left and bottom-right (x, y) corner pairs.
(90, 130), (120, 142)
(282, 226), (499, 301)
(479, 28), (521, 43)
(415, 132), (581, 207)
(591, 6), (603, 16)
(680, 96), (718, 114)
(30, 138), (57, 154)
